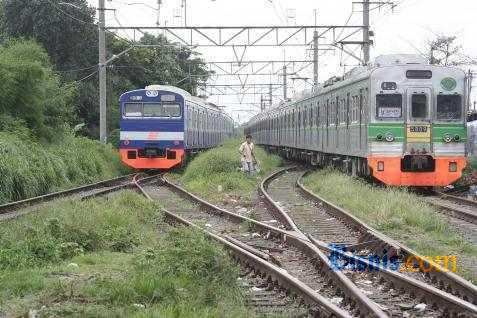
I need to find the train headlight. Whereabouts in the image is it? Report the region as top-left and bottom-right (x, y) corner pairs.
(443, 134), (453, 143)
(385, 132), (395, 142)
(376, 134), (383, 141)
(453, 135), (460, 142)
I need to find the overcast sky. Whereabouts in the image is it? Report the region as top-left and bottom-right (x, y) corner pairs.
(89, 0), (477, 123)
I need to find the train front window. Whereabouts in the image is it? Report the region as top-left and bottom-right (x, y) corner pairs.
(376, 94), (402, 119)
(411, 94), (428, 119)
(437, 95), (462, 121)
(124, 103), (142, 117)
(143, 103), (162, 117)
(163, 104), (181, 117)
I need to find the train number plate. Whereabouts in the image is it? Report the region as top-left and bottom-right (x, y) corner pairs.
(409, 126), (428, 133)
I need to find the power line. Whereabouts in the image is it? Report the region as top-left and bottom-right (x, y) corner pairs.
(57, 64), (98, 73)
(74, 69), (99, 82)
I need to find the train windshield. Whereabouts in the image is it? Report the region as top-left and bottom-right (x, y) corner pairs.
(143, 103), (162, 117)
(124, 103), (142, 117)
(376, 94), (402, 119)
(437, 95), (462, 121)
(163, 104), (181, 117)
(123, 102), (182, 118)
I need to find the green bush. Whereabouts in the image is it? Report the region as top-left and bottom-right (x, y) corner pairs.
(84, 227), (245, 316)
(0, 131), (128, 204)
(0, 39), (76, 141)
(0, 192), (159, 270)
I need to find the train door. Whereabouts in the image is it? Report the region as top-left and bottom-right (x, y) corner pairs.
(326, 99), (329, 149)
(359, 89), (363, 151)
(403, 87), (433, 171)
(346, 93), (351, 152)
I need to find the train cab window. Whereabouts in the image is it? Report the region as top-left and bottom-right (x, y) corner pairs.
(124, 103), (142, 117)
(376, 94), (402, 119)
(163, 104), (181, 117)
(411, 94), (428, 119)
(437, 95), (462, 121)
(143, 103), (162, 117)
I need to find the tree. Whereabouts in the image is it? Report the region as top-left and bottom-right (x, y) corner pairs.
(0, 40), (76, 141)
(2, 0), (97, 73)
(427, 35), (476, 66)
(1, 0), (211, 139)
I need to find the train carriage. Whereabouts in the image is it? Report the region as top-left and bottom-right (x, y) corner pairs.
(246, 55), (470, 186)
(119, 85), (234, 170)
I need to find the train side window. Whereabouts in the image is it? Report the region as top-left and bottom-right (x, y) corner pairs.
(436, 95), (462, 121)
(335, 97), (339, 126)
(346, 93), (350, 125)
(411, 94), (428, 119)
(316, 102), (320, 126)
(124, 103), (142, 117)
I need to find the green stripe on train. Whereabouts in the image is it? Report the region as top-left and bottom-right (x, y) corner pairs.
(368, 123), (405, 141)
(432, 124), (467, 142)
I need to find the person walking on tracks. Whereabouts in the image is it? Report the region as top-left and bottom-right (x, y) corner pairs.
(239, 134), (258, 175)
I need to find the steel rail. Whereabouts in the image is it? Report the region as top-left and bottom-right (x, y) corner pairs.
(145, 174), (477, 316)
(294, 169), (477, 307)
(428, 191), (477, 225)
(134, 180), (365, 318)
(0, 173), (161, 219)
(144, 175), (389, 318)
(258, 166), (301, 232)
(124, 183), (339, 316)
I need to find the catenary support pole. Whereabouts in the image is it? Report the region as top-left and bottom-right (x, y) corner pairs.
(313, 30), (319, 87)
(98, 0), (107, 143)
(362, 0), (370, 65)
(283, 66), (287, 101)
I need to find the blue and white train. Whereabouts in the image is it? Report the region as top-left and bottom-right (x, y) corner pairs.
(119, 85), (234, 169)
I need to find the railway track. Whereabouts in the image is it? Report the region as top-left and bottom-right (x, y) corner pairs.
(0, 173), (156, 221)
(426, 190), (477, 226)
(136, 176), (388, 318)
(259, 167), (477, 317)
(135, 174), (477, 317)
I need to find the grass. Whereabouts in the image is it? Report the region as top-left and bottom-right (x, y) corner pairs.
(177, 138), (282, 203)
(0, 191), (251, 317)
(303, 169), (477, 281)
(0, 132), (128, 204)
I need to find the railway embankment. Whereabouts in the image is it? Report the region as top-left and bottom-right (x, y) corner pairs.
(303, 169), (477, 282)
(0, 191), (250, 317)
(173, 138), (283, 205)
(0, 132), (127, 205)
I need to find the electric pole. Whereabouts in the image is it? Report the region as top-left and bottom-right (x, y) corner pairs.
(269, 83), (272, 107)
(362, 0), (370, 64)
(98, 0), (107, 143)
(156, 0), (162, 26)
(313, 30), (319, 87)
(283, 65), (287, 102)
(182, 0), (187, 27)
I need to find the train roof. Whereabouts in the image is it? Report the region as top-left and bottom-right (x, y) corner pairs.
(247, 54), (467, 125)
(122, 84), (232, 120)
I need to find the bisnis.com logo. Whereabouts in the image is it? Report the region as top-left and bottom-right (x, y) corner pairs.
(328, 244), (457, 273)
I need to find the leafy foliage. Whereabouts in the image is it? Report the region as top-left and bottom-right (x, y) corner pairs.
(0, 39), (76, 140)
(0, 131), (127, 204)
(1, 0), (211, 139)
(427, 35), (476, 66)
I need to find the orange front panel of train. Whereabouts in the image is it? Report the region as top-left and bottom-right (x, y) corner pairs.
(368, 156), (467, 186)
(120, 149), (185, 170)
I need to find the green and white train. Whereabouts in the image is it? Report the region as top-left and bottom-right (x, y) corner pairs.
(245, 54), (470, 186)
